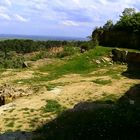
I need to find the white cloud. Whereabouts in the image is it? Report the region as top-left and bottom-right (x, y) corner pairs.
(5, 0), (12, 6)
(2, 0), (139, 25)
(62, 20), (79, 26)
(0, 0), (140, 36)
(0, 0), (12, 6)
(14, 14), (29, 22)
(0, 13), (11, 20)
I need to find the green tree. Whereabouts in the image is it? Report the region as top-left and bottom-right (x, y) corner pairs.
(115, 8), (140, 33)
(103, 20), (113, 30)
(121, 8), (136, 17)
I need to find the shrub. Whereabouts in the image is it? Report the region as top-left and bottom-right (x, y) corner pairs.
(57, 46), (78, 58)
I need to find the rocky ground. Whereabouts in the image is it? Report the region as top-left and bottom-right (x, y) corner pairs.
(0, 55), (139, 139)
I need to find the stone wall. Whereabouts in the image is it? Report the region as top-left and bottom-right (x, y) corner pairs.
(112, 48), (140, 72)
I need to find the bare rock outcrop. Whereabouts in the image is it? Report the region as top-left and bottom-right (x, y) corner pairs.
(126, 51), (140, 72)
(118, 84), (140, 105)
(112, 48), (140, 72)
(0, 84), (32, 106)
(112, 48), (128, 62)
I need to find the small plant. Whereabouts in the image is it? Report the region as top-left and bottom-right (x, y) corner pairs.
(22, 107), (30, 111)
(6, 121), (14, 127)
(42, 100), (66, 114)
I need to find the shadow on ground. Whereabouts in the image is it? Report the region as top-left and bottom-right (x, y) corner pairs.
(1, 84), (140, 140)
(122, 70), (140, 79)
(0, 131), (34, 140)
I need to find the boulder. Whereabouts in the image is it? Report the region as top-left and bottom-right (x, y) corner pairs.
(112, 49), (140, 72)
(22, 62), (28, 68)
(126, 52), (140, 72)
(118, 84), (140, 105)
(126, 52), (140, 63)
(112, 48), (128, 62)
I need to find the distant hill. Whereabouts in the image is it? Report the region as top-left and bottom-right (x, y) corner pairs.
(0, 34), (87, 41)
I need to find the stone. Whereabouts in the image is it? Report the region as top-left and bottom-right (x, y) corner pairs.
(126, 52), (140, 72)
(95, 60), (101, 64)
(102, 57), (111, 62)
(112, 49), (140, 72)
(119, 84), (140, 105)
(22, 62), (28, 68)
(126, 52), (140, 63)
(112, 48), (128, 63)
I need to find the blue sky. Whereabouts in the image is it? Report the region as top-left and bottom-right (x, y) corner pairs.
(0, 0), (140, 37)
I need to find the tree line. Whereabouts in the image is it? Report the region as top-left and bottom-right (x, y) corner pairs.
(92, 8), (140, 49)
(0, 39), (86, 59)
(0, 39), (87, 68)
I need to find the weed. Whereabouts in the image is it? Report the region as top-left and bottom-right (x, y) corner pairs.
(6, 121), (14, 127)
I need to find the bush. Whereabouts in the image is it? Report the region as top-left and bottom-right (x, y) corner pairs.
(0, 56), (24, 68)
(30, 51), (47, 61)
(57, 46), (78, 58)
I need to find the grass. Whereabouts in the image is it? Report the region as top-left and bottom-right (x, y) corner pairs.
(42, 100), (66, 115)
(39, 46), (111, 74)
(46, 82), (69, 91)
(6, 121), (15, 127)
(92, 79), (112, 85)
(14, 46), (112, 84)
(119, 47), (140, 53)
(85, 64), (126, 80)
(101, 94), (119, 103)
(22, 107), (30, 111)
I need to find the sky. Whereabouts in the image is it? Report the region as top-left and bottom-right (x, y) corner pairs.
(0, 0), (140, 37)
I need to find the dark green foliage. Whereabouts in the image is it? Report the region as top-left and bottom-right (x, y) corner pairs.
(103, 20), (114, 30)
(0, 39), (87, 68)
(0, 55), (24, 69)
(42, 100), (66, 114)
(92, 8), (140, 49)
(80, 41), (96, 53)
(0, 39), (86, 55)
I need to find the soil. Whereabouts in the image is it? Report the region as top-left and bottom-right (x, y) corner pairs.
(0, 63), (139, 138)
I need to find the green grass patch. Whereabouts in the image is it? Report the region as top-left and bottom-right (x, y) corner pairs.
(42, 100), (66, 115)
(89, 65), (125, 80)
(101, 94), (119, 103)
(92, 79), (112, 85)
(14, 46), (111, 84)
(6, 121), (15, 127)
(46, 82), (69, 91)
(39, 46), (111, 75)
